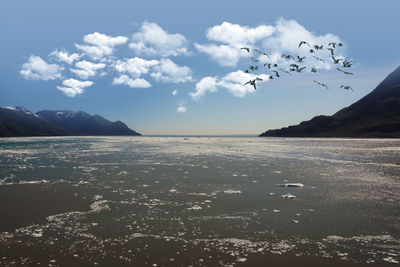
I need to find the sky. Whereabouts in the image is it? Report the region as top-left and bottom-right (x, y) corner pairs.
(0, 0), (399, 135)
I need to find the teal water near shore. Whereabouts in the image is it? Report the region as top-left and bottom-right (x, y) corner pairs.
(0, 136), (399, 266)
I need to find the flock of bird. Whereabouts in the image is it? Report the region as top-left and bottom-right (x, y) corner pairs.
(240, 41), (355, 91)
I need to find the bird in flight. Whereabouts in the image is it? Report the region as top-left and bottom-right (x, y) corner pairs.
(313, 56), (326, 63)
(337, 68), (353, 75)
(297, 56), (306, 62)
(309, 49), (315, 53)
(332, 56), (343, 64)
(271, 70), (280, 78)
(241, 47), (250, 52)
(264, 63), (272, 69)
(299, 41), (311, 48)
(244, 69), (249, 73)
(342, 59), (356, 68)
(314, 45), (323, 50)
(249, 65), (258, 71)
(254, 49), (270, 59)
(327, 48), (334, 56)
(340, 85), (353, 91)
(311, 67), (317, 73)
(244, 79), (257, 90)
(328, 42), (337, 48)
(313, 80), (329, 89)
(296, 66), (306, 72)
(282, 54), (294, 60)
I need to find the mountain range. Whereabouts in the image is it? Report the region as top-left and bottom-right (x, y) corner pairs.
(260, 66), (400, 138)
(0, 107), (140, 137)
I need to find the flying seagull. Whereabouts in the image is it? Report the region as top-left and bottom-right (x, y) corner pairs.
(313, 80), (329, 89)
(327, 48), (334, 56)
(342, 59), (356, 68)
(264, 63), (272, 69)
(313, 56), (326, 63)
(281, 54), (294, 60)
(255, 49), (270, 59)
(297, 56), (306, 62)
(241, 47), (250, 52)
(244, 79), (257, 90)
(309, 49), (315, 53)
(337, 68), (353, 75)
(249, 65), (258, 71)
(271, 70), (280, 78)
(311, 67), (317, 73)
(332, 56), (343, 64)
(340, 85), (353, 91)
(314, 45), (323, 50)
(296, 66), (306, 72)
(328, 42), (337, 48)
(299, 41), (311, 48)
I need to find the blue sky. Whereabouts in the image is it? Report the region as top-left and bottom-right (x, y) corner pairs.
(0, 0), (399, 135)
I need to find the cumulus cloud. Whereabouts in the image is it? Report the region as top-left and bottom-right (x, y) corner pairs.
(196, 19), (344, 69)
(20, 55), (63, 80)
(190, 71), (270, 99)
(150, 58), (192, 83)
(56, 78), (93, 97)
(176, 105), (187, 113)
(190, 76), (218, 100)
(49, 49), (80, 65)
(112, 75), (151, 88)
(129, 21), (188, 57)
(70, 60), (106, 79)
(75, 32), (128, 60)
(113, 57), (159, 77)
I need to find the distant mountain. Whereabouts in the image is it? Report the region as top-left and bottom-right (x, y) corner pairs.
(0, 107), (141, 137)
(0, 107), (64, 137)
(260, 66), (400, 138)
(36, 110), (141, 136)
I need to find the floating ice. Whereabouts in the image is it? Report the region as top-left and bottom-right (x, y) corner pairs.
(383, 257), (399, 264)
(187, 205), (202, 211)
(292, 220), (299, 224)
(281, 193), (296, 199)
(278, 183), (304, 188)
(273, 209), (280, 213)
(238, 257), (247, 262)
(223, 189), (242, 194)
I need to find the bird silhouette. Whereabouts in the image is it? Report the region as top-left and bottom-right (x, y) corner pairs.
(332, 56), (343, 64)
(244, 79), (257, 90)
(281, 54), (294, 60)
(342, 60), (356, 68)
(313, 80), (328, 89)
(314, 45), (323, 50)
(271, 70), (280, 77)
(297, 56), (306, 62)
(264, 63), (272, 69)
(327, 48), (334, 56)
(254, 49), (270, 59)
(309, 49), (315, 53)
(313, 56), (326, 63)
(299, 41), (311, 48)
(338, 43), (343, 47)
(244, 69), (249, 73)
(311, 67), (317, 73)
(241, 47), (250, 52)
(328, 42), (337, 48)
(296, 67), (306, 72)
(249, 65), (258, 71)
(340, 85), (353, 91)
(337, 68), (353, 75)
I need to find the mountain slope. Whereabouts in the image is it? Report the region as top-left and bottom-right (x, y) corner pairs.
(260, 66), (400, 138)
(36, 110), (141, 136)
(0, 107), (64, 137)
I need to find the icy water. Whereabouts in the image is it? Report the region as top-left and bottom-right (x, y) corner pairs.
(0, 136), (399, 266)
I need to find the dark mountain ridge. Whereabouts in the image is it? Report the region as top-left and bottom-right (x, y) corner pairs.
(0, 107), (141, 137)
(260, 66), (400, 138)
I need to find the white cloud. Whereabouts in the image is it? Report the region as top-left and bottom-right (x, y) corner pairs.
(219, 70), (269, 97)
(75, 32), (128, 60)
(206, 22), (274, 44)
(112, 74), (151, 88)
(150, 58), (192, 83)
(190, 76), (218, 100)
(176, 105), (187, 113)
(113, 57), (159, 77)
(20, 55), (63, 80)
(190, 70), (270, 100)
(49, 49), (80, 65)
(196, 19), (344, 69)
(129, 21), (188, 57)
(172, 89), (178, 96)
(56, 78), (93, 97)
(70, 60), (106, 79)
